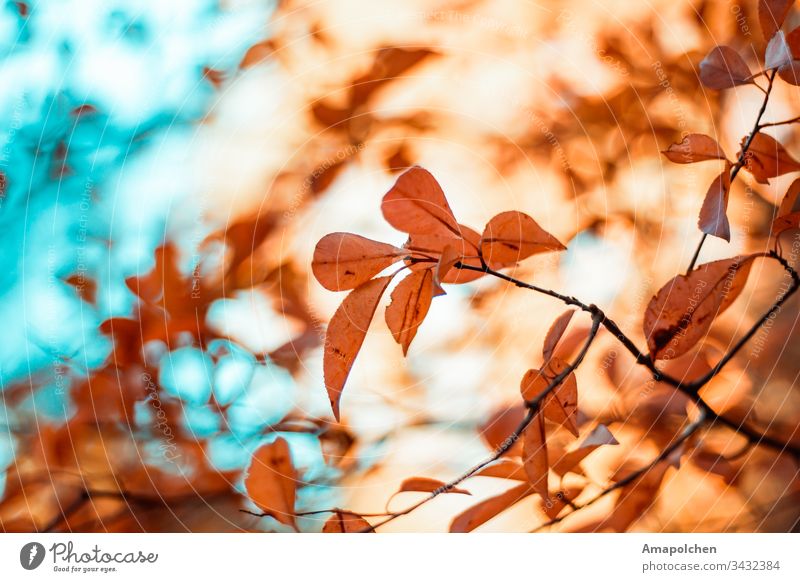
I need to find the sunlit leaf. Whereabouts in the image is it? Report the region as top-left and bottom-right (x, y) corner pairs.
(698, 167), (732, 241)
(324, 276), (394, 420)
(385, 269), (435, 355)
(643, 256), (757, 360)
(480, 211), (565, 267)
(312, 232), (405, 291)
(661, 134), (729, 164)
(245, 438), (297, 529)
(449, 483), (532, 532)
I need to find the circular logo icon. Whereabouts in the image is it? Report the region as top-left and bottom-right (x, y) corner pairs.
(20, 542), (46, 570)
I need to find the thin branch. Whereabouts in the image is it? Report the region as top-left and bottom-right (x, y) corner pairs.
(531, 408), (707, 532)
(686, 69), (778, 273)
(458, 254), (800, 457)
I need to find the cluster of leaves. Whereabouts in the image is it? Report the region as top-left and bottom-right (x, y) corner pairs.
(240, 0), (800, 533)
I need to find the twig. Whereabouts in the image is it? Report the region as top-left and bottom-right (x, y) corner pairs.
(686, 69), (778, 273)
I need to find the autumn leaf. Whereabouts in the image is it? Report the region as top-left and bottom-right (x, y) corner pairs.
(759, 0), (793, 41)
(312, 232), (405, 291)
(322, 510), (373, 533)
(643, 256), (756, 360)
(480, 210), (565, 268)
(742, 132), (800, 184)
(698, 167), (732, 241)
(396, 477), (470, 496)
(324, 276), (394, 420)
(542, 309), (576, 361)
(698, 46), (753, 90)
(772, 177), (800, 237)
(449, 483), (532, 532)
(245, 438), (298, 529)
(382, 166), (461, 237)
(384, 269), (435, 355)
(522, 413), (550, 499)
(765, 30), (793, 70)
(661, 134), (729, 164)
(520, 360), (579, 437)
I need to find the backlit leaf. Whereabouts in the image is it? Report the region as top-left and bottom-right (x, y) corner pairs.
(742, 132), (800, 184)
(698, 167), (732, 241)
(382, 166), (461, 237)
(322, 510), (373, 533)
(766, 30), (793, 70)
(449, 483), (532, 532)
(643, 256), (756, 360)
(324, 276), (393, 420)
(385, 269), (435, 355)
(542, 309), (576, 362)
(520, 360), (579, 437)
(245, 438), (297, 529)
(772, 177), (800, 236)
(480, 211), (565, 267)
(312, 232), (405, 291)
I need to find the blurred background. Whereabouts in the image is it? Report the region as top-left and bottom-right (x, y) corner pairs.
(0, 0), (798, 532)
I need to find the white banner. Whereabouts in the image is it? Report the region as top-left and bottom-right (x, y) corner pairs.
(0, 533), (797, 581)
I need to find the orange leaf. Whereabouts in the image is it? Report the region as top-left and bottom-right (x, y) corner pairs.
(244, 438), (297, 529)
(322, 510), (373, 533)
(542, 309), (576, 362)
(480, 211), (565, 267)
(385, 269), (435, 355)
(759, 0), (793, 41)
(381, 166), (461, 237)
(396, 477), (471, 495)
(522, 413), (549, 499)
(698, 46), (753, 90)
(661, 134), (729, 164)
(312, 232), (405, 291)
(698, 167), (732, 241)
(449, 483), (532, 532)
(520, 360), (579, 437)
(324, 276), (393, 420)
(643, 256), (756, 361)
(742, 132), (800, 184)
(772, 178), (800, 237)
